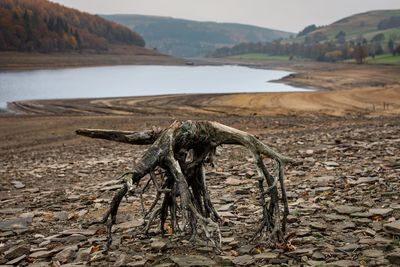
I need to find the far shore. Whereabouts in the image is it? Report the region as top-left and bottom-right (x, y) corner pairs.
(0, 51), (185, 71)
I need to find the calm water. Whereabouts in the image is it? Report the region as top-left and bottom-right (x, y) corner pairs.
(0, 65), (310, 108)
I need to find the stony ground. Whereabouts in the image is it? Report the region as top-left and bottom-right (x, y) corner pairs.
(0, 114), (399, 266)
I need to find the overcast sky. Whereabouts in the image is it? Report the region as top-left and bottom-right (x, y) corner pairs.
(50, 0), (400, 32)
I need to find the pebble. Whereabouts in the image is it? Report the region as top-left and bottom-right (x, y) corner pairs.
(11, 181), (25, 189)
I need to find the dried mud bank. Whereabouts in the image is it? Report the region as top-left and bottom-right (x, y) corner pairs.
(0, 114), (399, 266)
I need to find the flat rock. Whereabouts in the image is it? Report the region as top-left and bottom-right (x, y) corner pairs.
(324, 214), (348, 221)
(312, 251), (325, 260)
(350, 212), (372, 218)
(289, 248), (315, 255)
(216, 203), (234, 212)
(326, 260), (359, 267)
(383, 220), (400, 235)
(151, 240), (167, 251)
(75, 247), (91, 262)
(225, 177), (243, 186)
(309, 221), (327, 231)
(127, 259), (147, 267)
(53, 245), (78, 263)
(218, 211), (236, 218)
(170, 255), (216, 266)
(221, 237), (235, 244)
(314, 186), (333, 193)
(61, 229), (96, 236)
(114, 253), (128, 267)
(54, 211), (69, 221)
(334, 205), (363, 215)
(114, 220), (143, 231)
(4, 245), (30, 260)
(336, 244), (359, 252)
(11, 180), (25, 189)
(6, 254), (27, 265)
(323, 161), (339, 167)
(29, 249), (58, 258)
(351, 177), (379, 185)
(254, 252), (279, 260)
(232, 255), (254, 266)
(311, 176), (335, 186)
(363, 249), (384, 258)
(369, 208), (393, 217)
(0, 218), (29, 231)
(0, 208), (24, 214)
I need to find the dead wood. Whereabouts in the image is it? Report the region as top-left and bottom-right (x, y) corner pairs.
(76, 120), (294, 251)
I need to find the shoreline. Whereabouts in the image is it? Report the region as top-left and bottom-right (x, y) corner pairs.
(0, 50), (185, 71)
(2, 59), (400, 117)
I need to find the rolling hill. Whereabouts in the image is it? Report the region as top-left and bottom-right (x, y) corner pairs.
(289, 9), (400, 44)
(101, 14), (293, 58)
(211, 9), (400, 64)
(0, 0), (145, 53)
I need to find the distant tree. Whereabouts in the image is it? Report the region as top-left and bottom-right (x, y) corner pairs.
(335, 31), (346, 44)
(325, 50), (342, 62)
(388, 39), (395, 55)
(371, 33), (385, 43)
(23, 10), (32, 42)
(298, 24), (318, 37)
(394, 45), (400, 56)
(373, 44), (384, 56)
(353, 43), (368, 64)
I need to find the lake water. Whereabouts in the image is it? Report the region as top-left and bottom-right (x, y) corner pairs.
(0, 65), (310, 108)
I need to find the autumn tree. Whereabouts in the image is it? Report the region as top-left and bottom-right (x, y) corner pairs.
(0, 0), (145, 53)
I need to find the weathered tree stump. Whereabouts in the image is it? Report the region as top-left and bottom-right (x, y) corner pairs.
(76, 120), (294, 251)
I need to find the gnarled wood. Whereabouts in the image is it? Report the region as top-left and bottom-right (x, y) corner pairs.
(77, 120), (294, 251)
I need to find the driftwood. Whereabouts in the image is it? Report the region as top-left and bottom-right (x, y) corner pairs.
(76, 120), (294, 251)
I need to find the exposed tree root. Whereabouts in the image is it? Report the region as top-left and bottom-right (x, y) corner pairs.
(77, 120), (294, 251)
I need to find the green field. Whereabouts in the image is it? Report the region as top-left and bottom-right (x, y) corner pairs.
(227, 53), (290, 61)
(346, 54), (400, 65)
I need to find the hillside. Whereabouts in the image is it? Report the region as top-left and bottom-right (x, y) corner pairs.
(211, 9), (400, 64)
(0, 0), (145, 53)
(289, 9), (400, 44)
(102, 14), (293, 58)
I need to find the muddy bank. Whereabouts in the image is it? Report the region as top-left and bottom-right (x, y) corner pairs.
(0, 49), (184, 71)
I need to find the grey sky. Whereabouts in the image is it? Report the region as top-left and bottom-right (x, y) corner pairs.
(50, 0), (400, 32)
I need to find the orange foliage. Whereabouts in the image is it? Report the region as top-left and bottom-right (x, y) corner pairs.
(0, 0), (145, 52)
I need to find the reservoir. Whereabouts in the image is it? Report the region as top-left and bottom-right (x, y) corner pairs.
(0, 65), (310, 108)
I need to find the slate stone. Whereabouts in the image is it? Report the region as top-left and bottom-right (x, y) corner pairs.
(383, 220), (400, 235)
(170, 255), (216, 266)
(4, 245), (30, 260)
